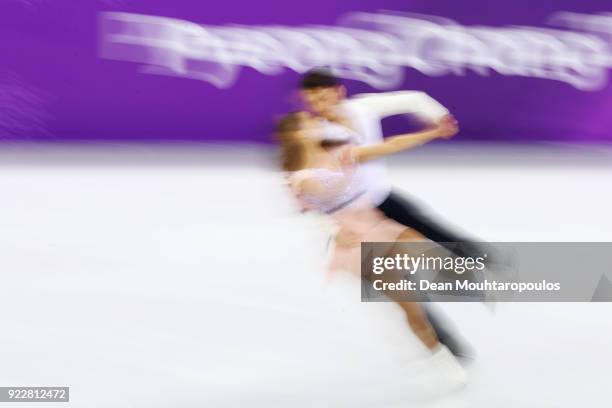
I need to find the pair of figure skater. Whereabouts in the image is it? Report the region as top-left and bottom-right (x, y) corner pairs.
(278, 69), (478, 368)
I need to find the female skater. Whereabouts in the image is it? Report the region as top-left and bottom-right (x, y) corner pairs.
(277, 111), (459, 354)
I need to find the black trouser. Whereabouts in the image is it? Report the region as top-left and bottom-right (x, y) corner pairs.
(376, 190), (482, 259)
(423, 304), (473, 359)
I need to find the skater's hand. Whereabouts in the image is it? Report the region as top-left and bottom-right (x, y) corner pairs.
(437, 115), (458, 139)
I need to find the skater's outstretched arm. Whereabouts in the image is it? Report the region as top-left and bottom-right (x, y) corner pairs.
(354, 115), (458, 163)
(351, 91), (450, 122)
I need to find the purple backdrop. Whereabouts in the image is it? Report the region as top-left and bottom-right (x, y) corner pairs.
(1, 0), (611, 142)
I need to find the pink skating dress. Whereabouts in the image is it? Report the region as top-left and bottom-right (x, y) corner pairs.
(288, 147), (409, 278)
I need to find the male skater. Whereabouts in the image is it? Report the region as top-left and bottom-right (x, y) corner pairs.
(299, 68), (480, 359)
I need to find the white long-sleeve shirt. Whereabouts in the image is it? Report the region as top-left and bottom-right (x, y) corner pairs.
(320, 91), (450, 205)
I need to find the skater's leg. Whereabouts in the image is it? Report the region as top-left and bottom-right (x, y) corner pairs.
(377, 191), (484, 259)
